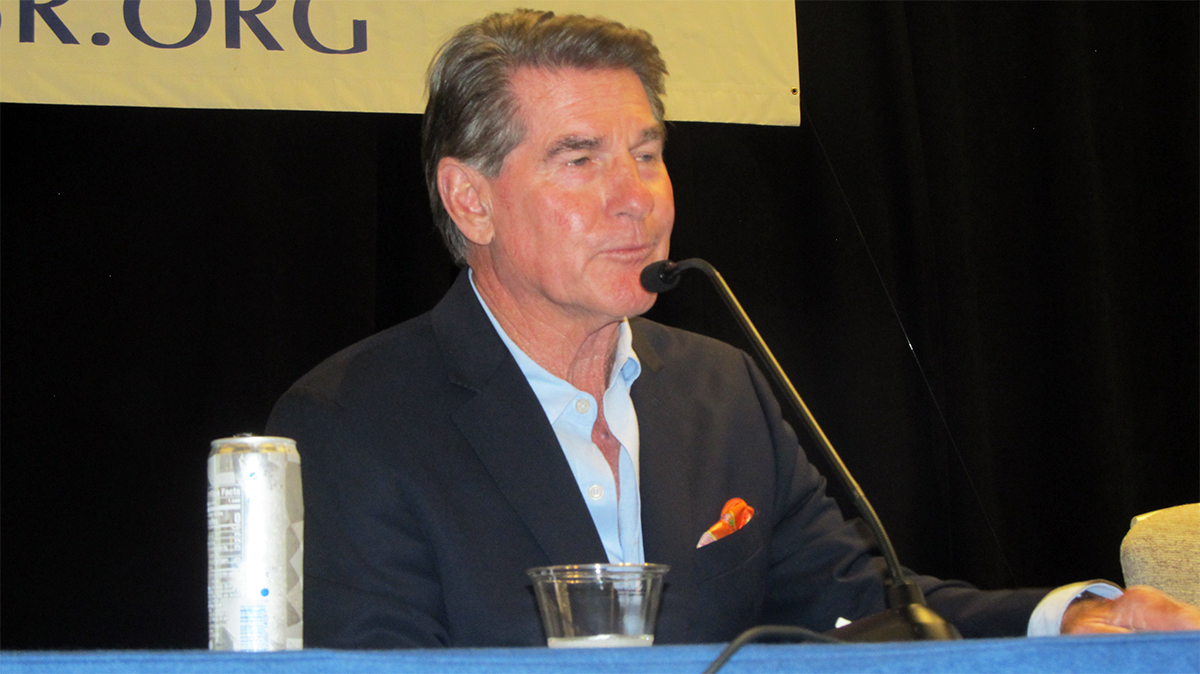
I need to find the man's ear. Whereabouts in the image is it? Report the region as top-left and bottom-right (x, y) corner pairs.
(438, 158), (494, 246)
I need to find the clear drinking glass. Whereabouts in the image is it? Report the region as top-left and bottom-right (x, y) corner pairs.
(526, 563), (669, 648)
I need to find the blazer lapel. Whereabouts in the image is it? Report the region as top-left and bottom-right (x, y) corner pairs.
(631, 320), (699, 642)
(432, 271), (608, 565)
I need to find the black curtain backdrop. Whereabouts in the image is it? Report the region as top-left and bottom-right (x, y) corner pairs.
(2, 2), (1196, 649)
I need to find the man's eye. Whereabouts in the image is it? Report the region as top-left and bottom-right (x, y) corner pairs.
(566, 156), (590, 167)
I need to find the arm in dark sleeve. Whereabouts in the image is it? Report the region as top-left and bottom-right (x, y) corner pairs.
(266, 384), (450, 648)
(739, 353), (1047, 638)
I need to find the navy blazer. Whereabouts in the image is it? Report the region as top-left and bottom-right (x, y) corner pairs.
(265, 270), (1045, 648)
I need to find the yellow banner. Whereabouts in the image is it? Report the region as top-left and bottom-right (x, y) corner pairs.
(0, 0), (798, 125)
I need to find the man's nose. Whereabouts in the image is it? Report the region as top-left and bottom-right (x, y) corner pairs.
(606, 154), (655, 221)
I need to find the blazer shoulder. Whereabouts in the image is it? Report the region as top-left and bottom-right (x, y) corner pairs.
(284, 311), (439, 403)
(272, 268), (503, 416)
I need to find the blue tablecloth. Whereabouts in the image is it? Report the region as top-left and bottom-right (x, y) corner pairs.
(2, 632), (1197, 673)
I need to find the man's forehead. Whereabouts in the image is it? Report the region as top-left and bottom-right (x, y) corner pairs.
(508, 66), (661, 146)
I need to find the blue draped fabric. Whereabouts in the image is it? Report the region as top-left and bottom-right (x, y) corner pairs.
(3, 632), (1197, 674)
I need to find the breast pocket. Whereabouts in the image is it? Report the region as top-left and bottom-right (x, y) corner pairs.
(689, 515), (769, 638)
(692, 515), (767, 585)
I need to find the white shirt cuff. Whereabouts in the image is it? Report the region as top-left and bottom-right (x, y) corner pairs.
(1027, 580), (1124, 636)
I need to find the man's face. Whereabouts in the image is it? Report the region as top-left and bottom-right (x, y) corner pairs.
(474, 67), (674, 329)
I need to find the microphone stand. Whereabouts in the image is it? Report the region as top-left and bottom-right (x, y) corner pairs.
(643, 258), (960, 642)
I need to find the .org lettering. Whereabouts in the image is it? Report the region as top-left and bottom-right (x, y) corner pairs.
(12, 0), (367, 53)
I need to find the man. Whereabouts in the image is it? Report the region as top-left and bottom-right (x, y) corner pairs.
(266, 9), (1199, 648)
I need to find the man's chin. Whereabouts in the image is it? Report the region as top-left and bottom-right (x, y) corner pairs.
(620, 288), (659, 319)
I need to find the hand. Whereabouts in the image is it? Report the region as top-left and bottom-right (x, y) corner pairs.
(1062, 585), (1200, 634)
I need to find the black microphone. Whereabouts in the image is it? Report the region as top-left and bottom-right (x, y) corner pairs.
(639, 259), (683, 293)
(642, 258), (960, 643)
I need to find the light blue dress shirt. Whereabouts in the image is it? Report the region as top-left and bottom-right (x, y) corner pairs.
(470, 274), (644, 564)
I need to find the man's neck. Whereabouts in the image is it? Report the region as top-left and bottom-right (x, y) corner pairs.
(470, 267), (621, 399)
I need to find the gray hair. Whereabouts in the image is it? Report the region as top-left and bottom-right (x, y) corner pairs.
(421, 9), (668, 264)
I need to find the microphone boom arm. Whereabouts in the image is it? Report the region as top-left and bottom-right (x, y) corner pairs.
(647, 258), (959, 641)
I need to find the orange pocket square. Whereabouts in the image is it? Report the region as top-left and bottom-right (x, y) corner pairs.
(696, 498), (755, 548)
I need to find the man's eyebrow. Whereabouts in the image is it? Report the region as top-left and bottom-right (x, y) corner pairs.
(639, 125), (666, 145)
(545, 135), (601, 159)
(543, 126), (666, 160)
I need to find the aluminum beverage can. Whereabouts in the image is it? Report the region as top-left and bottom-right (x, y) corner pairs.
(207, 435), (303, 650)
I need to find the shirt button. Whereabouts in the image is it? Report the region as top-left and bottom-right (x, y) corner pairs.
(575, 398), (591, 414)
(588, 484), (604, 500)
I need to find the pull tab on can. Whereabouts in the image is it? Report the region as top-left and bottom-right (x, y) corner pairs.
(207, 435), (303, 650)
